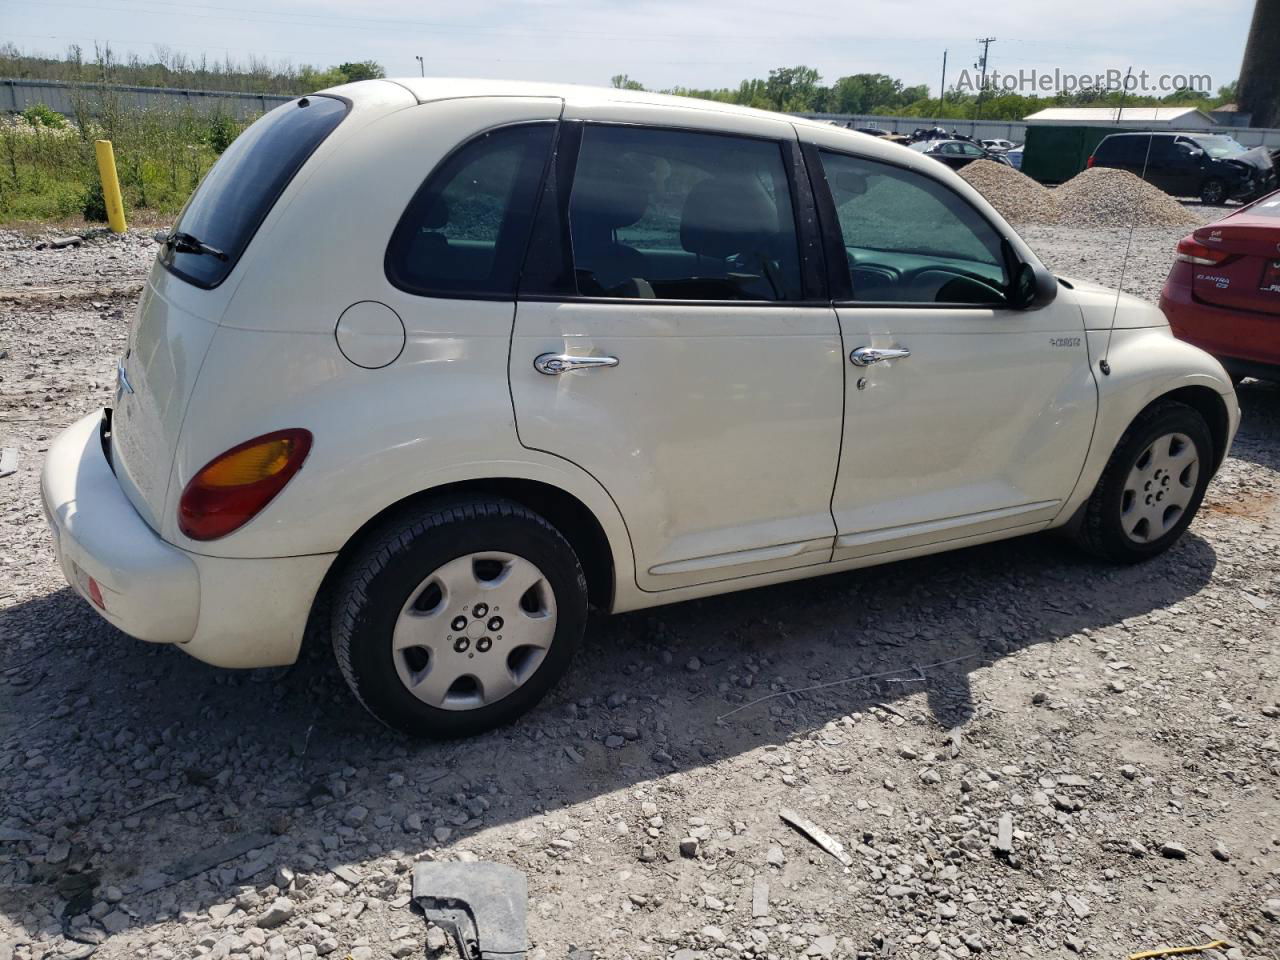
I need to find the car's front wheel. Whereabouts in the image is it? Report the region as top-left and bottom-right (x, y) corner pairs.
(1199, 177), (1227, 205)
(1074, 400), (1214, 563)
(332, 499), (588, 738)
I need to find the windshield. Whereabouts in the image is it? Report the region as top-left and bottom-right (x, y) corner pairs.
(1192, 135), (1249, 159)
(160, 95), (349, 288)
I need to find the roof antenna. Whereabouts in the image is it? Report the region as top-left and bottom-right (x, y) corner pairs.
(1100, 66), (1154, 376)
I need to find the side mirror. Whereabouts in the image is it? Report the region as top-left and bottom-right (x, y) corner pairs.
(1010, 262), (1038, 309)
(1002, 238), (1056, 310)
(1007, 261), (1058, 310)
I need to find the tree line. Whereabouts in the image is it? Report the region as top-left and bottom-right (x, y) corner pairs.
(613, 67), (1238, 120)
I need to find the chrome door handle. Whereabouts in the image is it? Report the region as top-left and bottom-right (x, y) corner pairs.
(850, 345), (910, 366)
(534, 353), (619, 375)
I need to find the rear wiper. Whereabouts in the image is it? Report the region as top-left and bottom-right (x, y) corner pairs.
(154, 230), (228, 261)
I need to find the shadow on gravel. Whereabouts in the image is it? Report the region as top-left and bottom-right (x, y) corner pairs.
(1224, 377), (1280, 472)
(0, 519), (1219, 943)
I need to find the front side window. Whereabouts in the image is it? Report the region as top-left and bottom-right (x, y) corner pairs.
(819, 150), (1010, 305)
(386, 123), (555, 298)
(162, 95), (348, 288)
(567, 125), (804, 301)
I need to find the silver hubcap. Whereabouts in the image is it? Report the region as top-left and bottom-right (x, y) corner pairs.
(392, 552), (556, 711)
(1121, 432), (1199, 543)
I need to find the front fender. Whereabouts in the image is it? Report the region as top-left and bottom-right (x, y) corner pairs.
(1056, 326), (1239, 524)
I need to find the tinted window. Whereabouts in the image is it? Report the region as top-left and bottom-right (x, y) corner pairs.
(819, 150), (1009, 304)
(567, 125), (803, 301)
(161, 95), (348, 288)
(386, 124), (554, 298)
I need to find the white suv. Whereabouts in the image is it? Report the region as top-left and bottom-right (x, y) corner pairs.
(42, 79), (1238, 737)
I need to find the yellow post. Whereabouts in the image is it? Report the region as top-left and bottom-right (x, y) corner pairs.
(93, 139), (127, 233)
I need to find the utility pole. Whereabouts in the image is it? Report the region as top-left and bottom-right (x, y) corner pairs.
(974, 36), (996, 119)
(415, 55), (424, 77)
(939, 49), (947, 116)
(1238, 0), (1280, 128)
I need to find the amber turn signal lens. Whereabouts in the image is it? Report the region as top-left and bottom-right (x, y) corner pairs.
(178, 429), (312, 540)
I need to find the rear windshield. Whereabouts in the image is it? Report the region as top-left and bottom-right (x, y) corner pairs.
(160, 95), (349, 288)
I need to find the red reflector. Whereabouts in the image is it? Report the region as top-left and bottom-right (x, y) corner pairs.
(1086, 155), (1095, 168)
(87, 576), (105, 610)
(1175, 236), (1229, 266)
(178, 429), (312, 541)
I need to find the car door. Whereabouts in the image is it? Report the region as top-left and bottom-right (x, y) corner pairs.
(958, 142), (987, 168)
(802, 139), (1097, 560)
(937, 142), (964, 170)
(1170, 137), (1209, 197)
(1140, 135), (1179, 194)
(510, 108), (844, 592)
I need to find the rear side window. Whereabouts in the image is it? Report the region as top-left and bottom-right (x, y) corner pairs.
(161, 95), (348, 288)
(386, 124), (555, 298)
(566, 125), (804, 301)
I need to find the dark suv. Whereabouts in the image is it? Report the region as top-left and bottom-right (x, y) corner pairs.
(1088, 132), (1276, 204)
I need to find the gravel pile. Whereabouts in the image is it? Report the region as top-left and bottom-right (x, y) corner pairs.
(2, 229), (1280, 960)
(1053, 167), (1203, 228)
(960, 162), (1209, 230)
(959, 160), (1061, 224)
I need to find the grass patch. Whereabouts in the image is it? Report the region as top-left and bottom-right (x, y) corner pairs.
(0, 98), (256, 226)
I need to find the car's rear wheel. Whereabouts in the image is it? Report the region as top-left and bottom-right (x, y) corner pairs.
(332, 499), (588, 738)
(1074, 400), (1214, 563)
(1199, 178), (1227, 205)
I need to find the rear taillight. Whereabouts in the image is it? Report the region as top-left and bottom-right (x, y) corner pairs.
(1175, 236), (1229, 266)
(1086, 155), (1095, 168)
(178, 429), (312, 540)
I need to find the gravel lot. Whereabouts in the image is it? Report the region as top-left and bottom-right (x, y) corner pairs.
(2, 218), (1279, 960)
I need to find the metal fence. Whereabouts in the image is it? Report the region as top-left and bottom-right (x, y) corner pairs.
(1, 77), (292, 119)
(799, 112), (1280, 150)
(7, 80), (1280, 149)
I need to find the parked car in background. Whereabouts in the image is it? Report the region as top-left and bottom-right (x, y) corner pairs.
(1088, 132), (1277, 205)
(854, 126), (891, 138)
(1006, 144), (1025, 170)
(42, 79), (1238, 738)
(1161, 190), (1280, 382)
(911, 138), (1013, 170)
(980, 138), (1015, 153)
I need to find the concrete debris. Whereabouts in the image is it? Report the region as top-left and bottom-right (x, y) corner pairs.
(779, 808), (853, 867)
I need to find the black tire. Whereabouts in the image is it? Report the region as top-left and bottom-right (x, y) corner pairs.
(332, 498), (588, 738)
(1199, 178), (1227, 205)
(1074, 400), (1214, 563)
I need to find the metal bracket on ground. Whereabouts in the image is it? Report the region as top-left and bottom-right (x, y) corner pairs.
(411, 861), (527, 960)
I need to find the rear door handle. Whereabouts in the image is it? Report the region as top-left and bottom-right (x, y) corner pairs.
(850, 346), (910, 366)
(534, 353), (619, 375)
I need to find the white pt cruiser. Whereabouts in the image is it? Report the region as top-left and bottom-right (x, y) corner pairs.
(43, 79), (1239, 737)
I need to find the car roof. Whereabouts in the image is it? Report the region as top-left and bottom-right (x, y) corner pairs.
(338, 76), (843, 134)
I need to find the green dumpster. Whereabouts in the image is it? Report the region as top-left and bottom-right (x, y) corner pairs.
(1021, 125), (1123, 183)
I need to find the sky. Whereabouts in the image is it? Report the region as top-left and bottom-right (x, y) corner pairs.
(0, 0), (1258, 98)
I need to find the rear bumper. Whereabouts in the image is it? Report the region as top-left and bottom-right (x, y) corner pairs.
(1161, 276), (1280, 374)
(42, 411), (334, 667)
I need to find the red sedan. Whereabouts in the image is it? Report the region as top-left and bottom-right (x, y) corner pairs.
(1161, 190), (1280, 382)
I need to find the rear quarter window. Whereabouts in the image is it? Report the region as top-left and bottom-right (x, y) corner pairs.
(160, 95), (349, 289)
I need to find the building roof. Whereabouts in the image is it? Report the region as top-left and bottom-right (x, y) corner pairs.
(1023, 106), (1214, 124)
